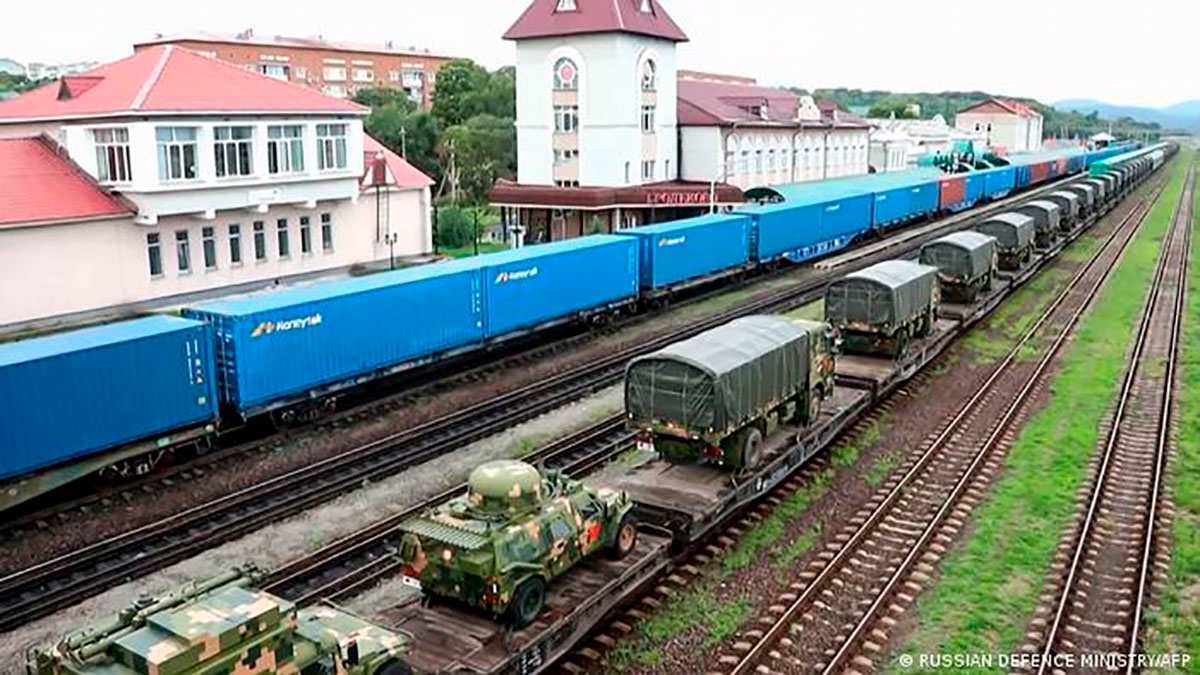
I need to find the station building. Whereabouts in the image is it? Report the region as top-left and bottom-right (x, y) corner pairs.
(955, 97), (1044, 154)
(134, 31), (453, 108)
(490, 0), (872, 244)
(0, 45), (433, 331)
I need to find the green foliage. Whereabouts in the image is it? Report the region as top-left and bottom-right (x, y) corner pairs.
(891, 153), (1188, 671)
(0, 73), (49, 94)
(431, 59), (514, 128)
(356, 87), (442, 180)
(608, 581), (751, 670)
(434, 205), (477, 249)
(441, 114), (516, 205)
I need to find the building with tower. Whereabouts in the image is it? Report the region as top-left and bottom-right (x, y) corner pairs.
(491, 0), (872, 244)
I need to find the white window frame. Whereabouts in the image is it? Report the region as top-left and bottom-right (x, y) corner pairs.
(556, 0), (577, 11)
(268, 125), (305, 174)
(253, 221), (267, 261)
(641, 160), (655, 181)
(317, 124), (348, 171)
(156, 126), (199, 182)
(214, 126), (254, 178)
(641, 105), (656, 133)
(641, 60), (657, 91)
(175, 230), (191, 274)
(93, 127), (132, 183)
(146, 233), (163, 277)
(321, 213), (334, 252)
(202, 226), (217, 270)
(300, 216), (313, 254)
(352, 67), (375, 82)
(553, 58), (578, 91)
(228, 224), (243, 266)
(259, 63), (290, 81)
(323, 66), (346, 81)
(553, 105), (579, 133)
(277, 219), (291, 258)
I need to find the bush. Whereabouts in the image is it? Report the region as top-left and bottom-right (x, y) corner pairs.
(435, 206), (477, 249)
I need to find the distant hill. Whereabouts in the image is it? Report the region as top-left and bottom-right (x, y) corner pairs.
(1055, 99), (1200, 132)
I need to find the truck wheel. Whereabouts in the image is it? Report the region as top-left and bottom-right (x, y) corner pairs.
(376, 660), (415, 675)
(607, 514), (638, 559)
(806, 394), (822, 425)
(740, 426), (764, 469)
(894, 329), (911, 359)
(509, 577), (547, 628)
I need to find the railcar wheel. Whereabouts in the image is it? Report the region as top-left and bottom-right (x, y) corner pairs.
(509, 577), (547, 628)
(607, 514), (638, 559)
(740, 426), (764, 469)
(894, 328), (911, 359)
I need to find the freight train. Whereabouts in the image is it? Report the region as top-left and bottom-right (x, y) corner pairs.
(26, 142), (1173, 675)
(0, 141), (1168, 514)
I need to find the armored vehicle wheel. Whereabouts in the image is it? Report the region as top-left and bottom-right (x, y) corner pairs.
(510, 577), (547, 628)
(608, 514), (638, 559)
(894, 328), (911, 359)
(740, 426), (764, 468)
(376, 660), (415, 675)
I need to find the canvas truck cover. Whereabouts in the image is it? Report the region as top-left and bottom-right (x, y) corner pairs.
(975, 212), (1035, 250)
(1046, 191), (1081, 219)
(920, 231), (996, 282)
(1016, 201), (1062, 235)
(625, 315), (809, 435)
(1065, 183), (1096, 209)
(825, 260), (938, 330)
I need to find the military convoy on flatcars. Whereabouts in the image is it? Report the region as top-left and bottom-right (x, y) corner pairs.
(624, 315), (836, 470)
(26, 567), (410, 675)
(1044, 191), (1083, 231)
(1015, 200), (1062, 249)
(976, 212), (1036, 270)
(919, 231), (998, 303)
(397, 460), (635, 627)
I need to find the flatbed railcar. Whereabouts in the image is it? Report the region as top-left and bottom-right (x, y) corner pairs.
(0, 140), (1163, 514)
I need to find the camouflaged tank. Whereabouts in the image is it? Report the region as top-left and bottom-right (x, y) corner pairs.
(26, 566), (411, 675)
(397, 460), (636, 627)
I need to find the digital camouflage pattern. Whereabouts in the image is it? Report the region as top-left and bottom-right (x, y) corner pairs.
(26, 566), (410, 675)
(397, 460), (634, 622)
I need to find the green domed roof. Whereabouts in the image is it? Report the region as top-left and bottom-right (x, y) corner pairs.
(467, 460), (544, 514)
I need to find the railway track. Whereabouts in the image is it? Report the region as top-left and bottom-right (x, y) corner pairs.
(0, 171), (1108, 635)
(718, 176), (1168, 675)
(1023, 165), (1194, 674)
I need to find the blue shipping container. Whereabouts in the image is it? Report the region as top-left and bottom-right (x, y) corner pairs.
(0, 316), (217, 481)
(737, 201), (824, 263)
(615, 213), (750, 290)
(870, 173), (941, 227)
(185, 260), (486, 414)
(479, 235), (639, 337)
(980, 166), (1016, 200)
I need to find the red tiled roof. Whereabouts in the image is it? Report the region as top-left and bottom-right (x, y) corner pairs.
(0, 45), (365, 122)
(0, 137), (133, 227)
(677, 79), (867, 129)
(959, 97), (1041, 119)
(361, 135), (434, 190)
(135, 31), (449, 60)
(504, 0), (688, 42)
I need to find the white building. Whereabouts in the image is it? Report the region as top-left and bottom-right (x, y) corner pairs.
(868, 114), (988, 171)
(0, 58), (24, 77)
(676, 71), (871, 190)
(24, 61), (98, 81)
(0, 45), (432, 331)
(954, 97), (1043, 154)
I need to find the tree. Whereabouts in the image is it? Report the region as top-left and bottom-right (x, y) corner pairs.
(431, 59), (493, 128)
(355, 87), (442, 180)
(440, 114), (516, 205)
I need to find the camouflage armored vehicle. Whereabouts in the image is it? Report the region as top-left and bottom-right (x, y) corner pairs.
(26, 566), (411, 675)
(624, 316), (836, 470)
(397, 460), (636, 627)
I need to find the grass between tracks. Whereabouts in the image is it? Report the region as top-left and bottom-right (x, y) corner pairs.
(887, 152), (1189, 674)
(1144, 174), (1200, 673)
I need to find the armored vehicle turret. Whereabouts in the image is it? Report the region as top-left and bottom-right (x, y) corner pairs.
(397, 460), (636, 627)
(26, 566), (410, 675)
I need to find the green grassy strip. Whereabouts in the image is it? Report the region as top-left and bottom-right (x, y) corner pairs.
(887, 153), (1190, 674)
(1144, 170), (1200, 673)
(608, 581), (752, 670)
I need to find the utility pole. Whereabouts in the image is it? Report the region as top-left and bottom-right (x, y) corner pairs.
(401, 126), (408, 159)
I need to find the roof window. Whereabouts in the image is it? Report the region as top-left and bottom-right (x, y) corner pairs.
(640, 0), (652, 12)
(556, 0), (577, 11)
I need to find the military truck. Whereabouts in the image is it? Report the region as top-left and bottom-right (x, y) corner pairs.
(919, 231), (997, 303)
(975, 212), (1035, 270)
(397, 460), (636, 628)
(825, 260), (940, 358)
(26, 566), (411, 675)
(1063, 183), (1097, 219)
(624, 315), (836, 470)
(1044, 191), (1082, 231)
(1014, 201), (1062, 249)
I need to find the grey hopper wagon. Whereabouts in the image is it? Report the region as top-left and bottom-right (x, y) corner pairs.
(1014, 200), (1062, 249)
(919, 231), (998, 303)
(974, 212), (1035, 270)
(1043, 191), (1082, 230)
(825, 260), (939, 358)
(625, 315), (836, 469)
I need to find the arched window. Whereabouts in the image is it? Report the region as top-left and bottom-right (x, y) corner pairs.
(641, 60), (657, 91)
(553, 57), (578, 90)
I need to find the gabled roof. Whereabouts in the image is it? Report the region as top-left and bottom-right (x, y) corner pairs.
(504, 0), (688, 42)
(958, 97), (1042, 119)
(0, 136), (133, 228)
(0, 45), (365, 122)
(677, 78), (867, 129)
(361, 135), (434, 191)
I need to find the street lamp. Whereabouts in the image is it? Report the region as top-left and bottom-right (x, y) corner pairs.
(386, 232), (399, 270)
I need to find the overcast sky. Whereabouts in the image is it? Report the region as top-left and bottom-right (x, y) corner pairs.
(4, 0), (1195, 109)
